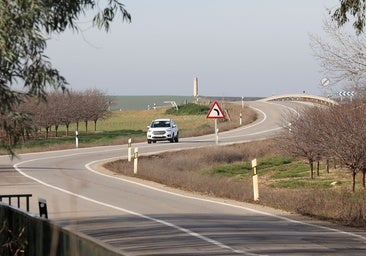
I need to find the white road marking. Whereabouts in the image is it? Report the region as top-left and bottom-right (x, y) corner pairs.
(13, 158), (263, 255)
(10, 102), (366, 255)
(85, 159), (366, 244)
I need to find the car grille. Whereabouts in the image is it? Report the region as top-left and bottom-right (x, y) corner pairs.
(153, 131), (166, 135)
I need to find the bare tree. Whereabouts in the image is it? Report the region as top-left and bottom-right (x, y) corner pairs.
(278, 100), (366, 192)
(361, 161), (366, 189)
(55, 92), (75, 136)
(80, 90), (94, 133)
(35, 101), (53, 139)
(45, 92), (61, 137)
(310, 18), (366, 96)
(76, 89), (110, 133)
(319, 102), (366, 192)
(68, 91), (84, 132)
(86, 89), (111, 131)
(278, 107), (326, 179)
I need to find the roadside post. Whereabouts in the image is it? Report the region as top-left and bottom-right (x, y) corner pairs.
(38, 198), (48, 219)
(251, 158), (259, 201)
(75, 131), (79, 148)
(215, 119), (219, 144)
(206, 101), (226, 145)
(134, 147), (139, 174)
(240, 113), (242, 126)
(128, 138), (132, 162)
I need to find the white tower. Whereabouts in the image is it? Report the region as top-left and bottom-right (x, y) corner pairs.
(193, 77), (198, 97)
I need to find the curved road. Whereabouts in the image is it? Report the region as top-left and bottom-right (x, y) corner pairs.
(1, 101), (366, 255)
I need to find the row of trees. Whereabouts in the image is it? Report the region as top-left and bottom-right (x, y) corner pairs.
(2, 89), (111, 143)
(279, 100), (366, 192)
(301, 3), (366, 192)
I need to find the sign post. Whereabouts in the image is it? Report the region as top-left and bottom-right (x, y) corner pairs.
(214, 119), (218, 144)
(206, 101), (226, 145)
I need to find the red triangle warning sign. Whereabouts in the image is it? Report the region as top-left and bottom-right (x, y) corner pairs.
(206, 101), (226, 119)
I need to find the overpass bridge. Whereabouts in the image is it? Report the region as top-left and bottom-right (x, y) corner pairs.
(258, 93), (338, 106)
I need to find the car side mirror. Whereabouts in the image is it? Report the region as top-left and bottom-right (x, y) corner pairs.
(147, 126), (150, 129)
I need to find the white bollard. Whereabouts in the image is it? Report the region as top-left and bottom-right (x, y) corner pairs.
(253, 175), (259, 201)
(128, 138), (132, 162)
(134, 147), (138, 174)
(251, 158), (259, 201)
(240, 112), (242, 126)
(75, 131), (79, 148)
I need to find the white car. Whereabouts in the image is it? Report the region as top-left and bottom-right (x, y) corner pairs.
(147, 118), (179, 143)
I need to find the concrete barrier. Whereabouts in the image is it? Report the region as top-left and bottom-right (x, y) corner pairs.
(0, 203), (125, 256)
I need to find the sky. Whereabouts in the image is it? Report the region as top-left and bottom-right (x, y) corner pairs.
(46, 0), (340, 97)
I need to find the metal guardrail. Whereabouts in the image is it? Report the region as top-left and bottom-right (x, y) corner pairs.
(0, 194), (32, 212)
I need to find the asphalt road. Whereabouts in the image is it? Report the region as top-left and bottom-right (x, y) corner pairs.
(1, 101), (366, 255)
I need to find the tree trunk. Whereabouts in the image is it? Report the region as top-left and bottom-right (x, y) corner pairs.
(85, 120), (88, 133)
(22, 128), (26, 143)
(317, 161), (320, 176)
(352, 170), (356, 192)
(326, 159), (330, 173)
(66, 124), (69, 136)
(94, 120), (97, 131)
(309, 160), (314, 179)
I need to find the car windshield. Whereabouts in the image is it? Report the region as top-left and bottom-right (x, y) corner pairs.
(151, 121), (170, 128)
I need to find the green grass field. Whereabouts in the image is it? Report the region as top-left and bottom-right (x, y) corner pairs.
(9, 101), (250, 153)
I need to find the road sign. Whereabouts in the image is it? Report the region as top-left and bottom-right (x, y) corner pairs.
(206, 101), (226, 119)
(321, 78), (330, 87)
(338, 91), (355, 97)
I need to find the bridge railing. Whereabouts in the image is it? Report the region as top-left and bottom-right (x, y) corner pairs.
(0, 194), (32, 212)
(259, 93), (338, 106)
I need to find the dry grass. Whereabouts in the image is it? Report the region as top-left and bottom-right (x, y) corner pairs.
(259, 187), (366, 227)
(105, 140), (278, 203)
(105, 139), (366, 228)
